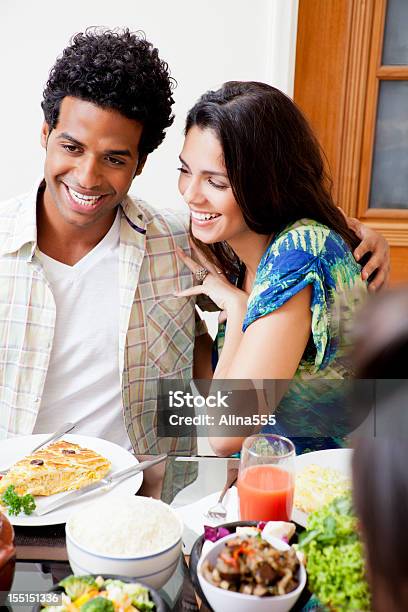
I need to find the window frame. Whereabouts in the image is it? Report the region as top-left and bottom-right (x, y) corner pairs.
(356, 0), (408, 243)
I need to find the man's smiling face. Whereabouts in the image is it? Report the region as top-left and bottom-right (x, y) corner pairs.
(41, 96), (145, 231)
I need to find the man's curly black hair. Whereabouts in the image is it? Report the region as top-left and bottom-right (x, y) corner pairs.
(41, 27), (175, 156)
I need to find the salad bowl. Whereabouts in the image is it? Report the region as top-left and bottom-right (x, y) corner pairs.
(31, 573), (170, 611)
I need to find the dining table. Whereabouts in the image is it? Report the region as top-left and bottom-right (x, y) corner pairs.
(5, 456), (241, 612)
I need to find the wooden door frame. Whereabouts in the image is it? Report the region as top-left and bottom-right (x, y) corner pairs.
(294, 0), (408, 282)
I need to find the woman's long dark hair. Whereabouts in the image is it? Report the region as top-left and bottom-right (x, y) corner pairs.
(185, 81), (359, 276)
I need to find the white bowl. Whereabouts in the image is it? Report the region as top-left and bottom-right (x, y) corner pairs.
(197, 533), (306, 612)
(65, 496), (183, 589)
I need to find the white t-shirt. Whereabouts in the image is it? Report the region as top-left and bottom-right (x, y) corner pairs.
(33, 211), (131, 449)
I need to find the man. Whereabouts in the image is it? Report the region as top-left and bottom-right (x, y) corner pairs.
(0, 28), (389, 454)
(0, 28), (203, 457)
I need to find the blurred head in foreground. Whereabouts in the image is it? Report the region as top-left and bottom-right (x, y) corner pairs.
(352, 286), (408, 611)
(353, 285), (408, 378)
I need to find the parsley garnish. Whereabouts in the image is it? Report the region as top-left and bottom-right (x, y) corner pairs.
(1, 485), (36, 516)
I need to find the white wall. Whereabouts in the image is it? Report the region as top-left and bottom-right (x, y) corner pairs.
(0, 0), (298, 208)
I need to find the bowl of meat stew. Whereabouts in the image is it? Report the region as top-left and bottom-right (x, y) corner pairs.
(197, 531), (306, 612)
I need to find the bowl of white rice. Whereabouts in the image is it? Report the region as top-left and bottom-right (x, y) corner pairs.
(65, 496), (183, 589)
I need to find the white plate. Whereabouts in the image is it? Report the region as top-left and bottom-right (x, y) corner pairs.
(292, 448), (353, 527)
(0, 434), (143, 526)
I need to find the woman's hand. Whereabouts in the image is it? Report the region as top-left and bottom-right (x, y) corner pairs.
(344, 214), (390, 291)
(174, 244), (248, 314)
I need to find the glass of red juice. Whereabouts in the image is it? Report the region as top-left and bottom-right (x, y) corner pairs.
(237, 434), (295, 521)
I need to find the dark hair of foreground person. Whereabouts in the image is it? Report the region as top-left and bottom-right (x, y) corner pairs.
(353, 286), (408, 611)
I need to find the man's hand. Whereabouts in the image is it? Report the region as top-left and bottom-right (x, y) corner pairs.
(342, 210), (390, 291)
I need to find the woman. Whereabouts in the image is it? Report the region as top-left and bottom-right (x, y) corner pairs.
(175, 81), (388, 455)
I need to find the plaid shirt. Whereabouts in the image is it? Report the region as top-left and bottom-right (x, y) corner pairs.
(0, 181), (203, 454)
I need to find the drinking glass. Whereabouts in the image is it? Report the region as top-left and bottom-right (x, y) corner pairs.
(237, 434), (295, 521)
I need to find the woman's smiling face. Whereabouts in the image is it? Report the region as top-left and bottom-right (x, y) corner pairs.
(178, 126), (251, 245)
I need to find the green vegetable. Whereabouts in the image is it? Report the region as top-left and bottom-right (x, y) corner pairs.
(126, 584), (155, 611)
(1, 485), (36, 516)
(80, 597), (114, 612)
(104, 580), (155, 611)
(95, 576), (105, 589)
(59, 575), (97, 600)
(103, 579), (125, 590)
(298, 495), (371, 611)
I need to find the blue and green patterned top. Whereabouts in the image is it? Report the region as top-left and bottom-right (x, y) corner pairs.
(213, 219), (368, 453)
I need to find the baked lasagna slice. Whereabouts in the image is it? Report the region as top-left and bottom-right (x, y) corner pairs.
(0, 440), (111, 496)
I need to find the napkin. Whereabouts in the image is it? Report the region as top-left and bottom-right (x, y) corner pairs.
(175, 486), (239, 553)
